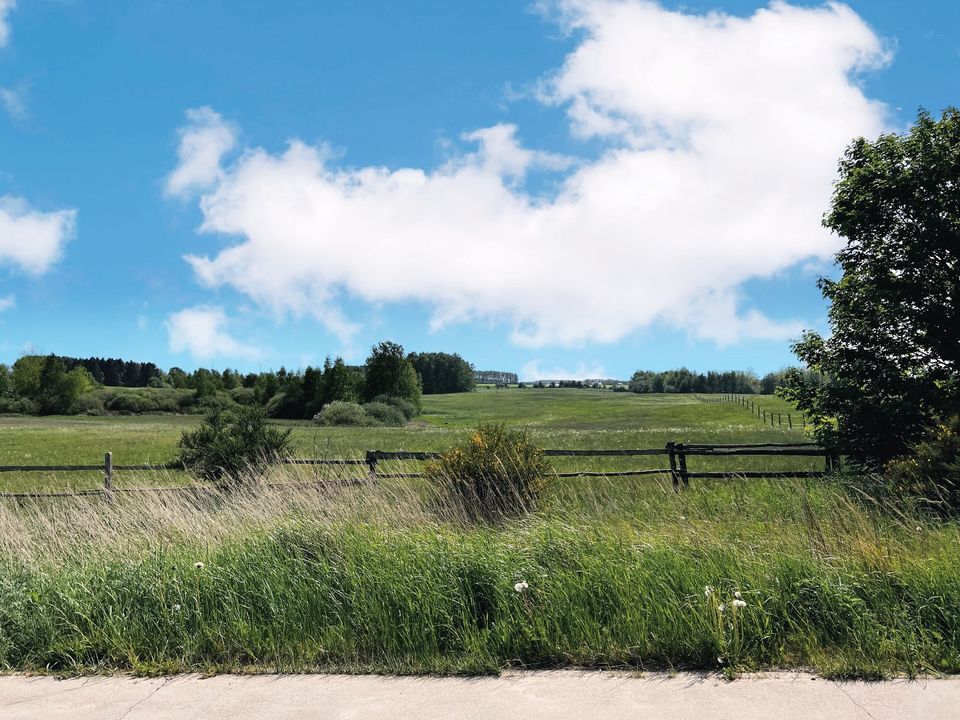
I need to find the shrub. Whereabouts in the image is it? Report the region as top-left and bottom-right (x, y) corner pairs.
(313, 401), (371, 427)
(104, 392), (155, 414)
(885, 415), (960, 516)
(362, 401), (406, 426)
(0, 396), (39, 414)
(230, 387), (256, 405)
(425, 422), (552, 523)
(372, 394), (418, 420)
(193, 394), (236, 414)
(75, 394), (105, 416)
(177, 405), (293, 488)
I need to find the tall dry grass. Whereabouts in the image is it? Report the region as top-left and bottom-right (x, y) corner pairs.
(0, 462), (958, 677)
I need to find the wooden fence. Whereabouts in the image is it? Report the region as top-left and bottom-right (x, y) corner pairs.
(0, 442), (839, 499)
(696, 393), (807, 430)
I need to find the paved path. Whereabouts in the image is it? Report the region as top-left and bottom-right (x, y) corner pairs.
(1, 671), (958, 719)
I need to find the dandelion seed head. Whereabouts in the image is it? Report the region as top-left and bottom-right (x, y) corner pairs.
(514, 580), (529, 593)
(732, 599), (747, 608)
(734, 591), (741, 599)
(704, 585), (713, 597)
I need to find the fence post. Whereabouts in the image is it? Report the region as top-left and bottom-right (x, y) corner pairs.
(762, 409), (766, 422)
(778, 413), (782, 428)
(103, 451), (113, 499)
(667, 442), (678, 491)
(677, 443), (689, 488)
(788, 414), (792, 429)
(365, 451), (378, 482)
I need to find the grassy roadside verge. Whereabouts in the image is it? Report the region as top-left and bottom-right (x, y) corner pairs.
(1, 473), (957, 679)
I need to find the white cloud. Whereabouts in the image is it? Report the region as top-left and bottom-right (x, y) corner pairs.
(0, 195), (76, 274)
(165, 306), (261, 360)
(164, 107), (237, 198)
(0, 294), (13, 313)
(0, 0), (14, 48)
(0, 86), (25, 120)
(172, 1), (890, 347)
(521, 359), (607, 381)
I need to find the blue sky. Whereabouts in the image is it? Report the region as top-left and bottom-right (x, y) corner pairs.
(0, 1), (957, 380)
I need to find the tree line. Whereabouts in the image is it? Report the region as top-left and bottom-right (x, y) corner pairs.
(0, 344), (483, 418)
(626, 368), (822, 395)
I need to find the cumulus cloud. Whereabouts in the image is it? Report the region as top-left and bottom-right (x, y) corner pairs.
(0, 294), (13, 313)
(171, 1), (890, 347)
(0, 196), (76, 274)
(165, 306), (261, 360)
(0, 0), (14, 48)
(164, 107), (238, 198)
(521, 359), (607, 381)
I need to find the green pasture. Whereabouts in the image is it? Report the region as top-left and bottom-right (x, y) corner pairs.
(2, 390), (959, 678)
(0, 391), (813, 492)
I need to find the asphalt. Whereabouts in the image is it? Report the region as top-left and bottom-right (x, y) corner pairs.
(1, 671), (958, 719)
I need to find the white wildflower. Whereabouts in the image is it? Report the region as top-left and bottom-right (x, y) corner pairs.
(194, 561), (205, 570)
(734, 591), (742, 599)
(172, 604), (182, 612)
(704, 586), (713, 598)
(514, 580), (529, 593)
(732, 599), (747, 608)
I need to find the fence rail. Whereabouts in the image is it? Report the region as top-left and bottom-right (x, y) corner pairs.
(0, 442), (839, 499)
(696, 393), (807, 430)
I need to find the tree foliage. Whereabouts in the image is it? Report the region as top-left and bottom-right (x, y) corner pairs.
(780, 108), (960, 468)
(628, 368), (762, 394)
(408, 351), (475, 394)
(363, 341), (422, 409)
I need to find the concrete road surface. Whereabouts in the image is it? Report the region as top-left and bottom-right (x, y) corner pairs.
(2, 671), (958, 720)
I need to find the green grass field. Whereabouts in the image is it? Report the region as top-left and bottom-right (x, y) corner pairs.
(0, 389), (958, 678)
(0, 391), (812, 492)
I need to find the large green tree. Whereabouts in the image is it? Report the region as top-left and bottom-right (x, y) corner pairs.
(780, 108), (960, 468)
(363, 341), (422, 408)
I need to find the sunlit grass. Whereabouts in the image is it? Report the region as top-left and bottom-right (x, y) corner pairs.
(3, 390), (950, 678)
(0, 392), (806, 492)
(0, 462), (957, 678)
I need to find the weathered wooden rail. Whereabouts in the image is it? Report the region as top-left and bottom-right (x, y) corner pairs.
(0, 442), (839, 499)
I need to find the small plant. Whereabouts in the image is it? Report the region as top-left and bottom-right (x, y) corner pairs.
(178, 405), (293, 487)
(426, 422), (552, 523)
(313, 401), (372, 426)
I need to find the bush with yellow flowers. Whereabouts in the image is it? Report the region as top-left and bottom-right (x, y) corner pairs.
(426, 422), (551, 523)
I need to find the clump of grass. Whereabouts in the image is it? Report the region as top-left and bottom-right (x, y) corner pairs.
(0, 464), (958, 678)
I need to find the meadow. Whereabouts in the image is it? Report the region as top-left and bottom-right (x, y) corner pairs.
(1, 390), (956, 679)
(0, 390), (810, 492)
